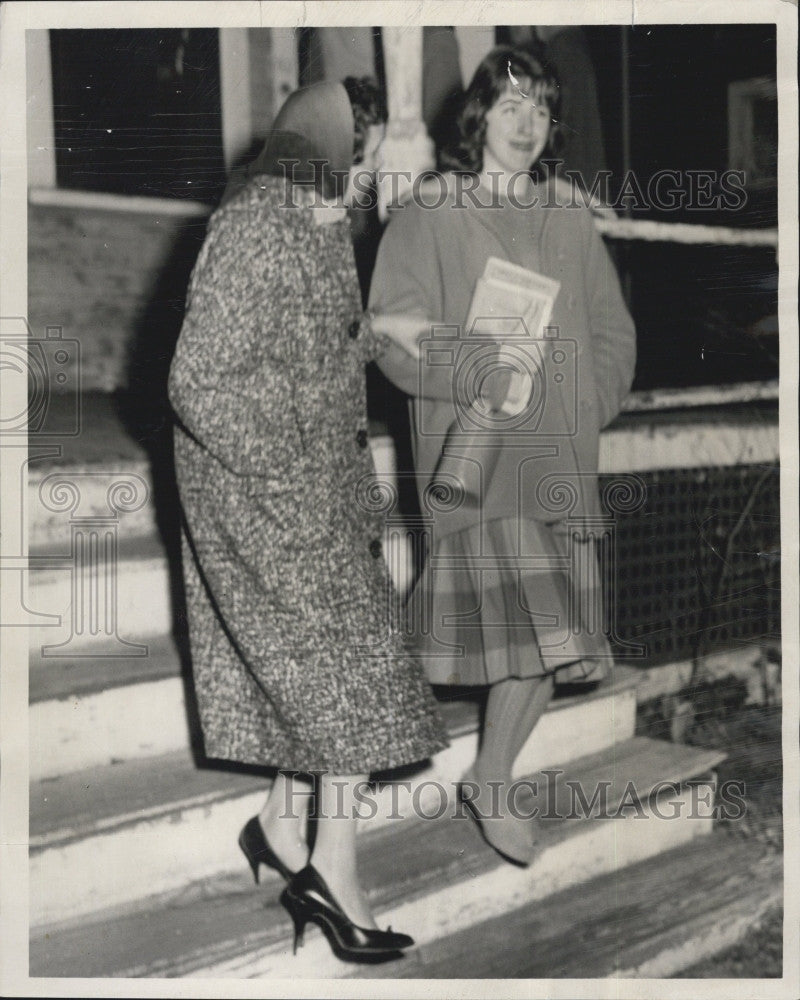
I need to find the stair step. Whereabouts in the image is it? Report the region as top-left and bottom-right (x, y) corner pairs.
(23, 396), (404, 654)
(29, 633), (191, 780)
(27, 532), (177, 653)
(26, 484), (411, 659)
(29, 737), (726, 976)
(26, 393), (148, 466)
(30, 632), (184, 703)
(345, 833), (782, 979)
(30, 624), (639, 778)
(30, 671), (640, 923)
(28, 453), (157, 548)
(25, 393), (156, 549)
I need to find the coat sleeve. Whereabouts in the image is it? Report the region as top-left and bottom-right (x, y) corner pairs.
(369, 204), (511, 409)
(168, 208), (312, 481)
(580, 209), (637, 428)
(369, 203), (446, 399)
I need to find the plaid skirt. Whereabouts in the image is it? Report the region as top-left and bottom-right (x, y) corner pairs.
(408, 516), (613, 687)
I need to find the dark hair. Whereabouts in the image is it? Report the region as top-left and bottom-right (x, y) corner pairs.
(442, 46), (561, 174)
(342, 76), (387, 165)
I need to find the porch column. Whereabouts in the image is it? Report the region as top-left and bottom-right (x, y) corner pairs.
(219, 28), (252, 173)
(264, 28), (299, 123)
(219, 28), (300, 174)
(26, 30), (57, 189)
(379, 26), (434, 218)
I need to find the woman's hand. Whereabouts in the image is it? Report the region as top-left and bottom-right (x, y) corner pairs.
(370, 313), (432, 360)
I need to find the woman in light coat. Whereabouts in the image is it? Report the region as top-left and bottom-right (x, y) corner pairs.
(369, 48), (636, 864)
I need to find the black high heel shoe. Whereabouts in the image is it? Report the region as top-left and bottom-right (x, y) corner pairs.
(238, 816), (297, 884)
(284, 865), (414, 959)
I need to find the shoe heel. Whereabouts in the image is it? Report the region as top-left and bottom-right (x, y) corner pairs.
(238, 832), (260, 885)
(284, 894), (308, 955)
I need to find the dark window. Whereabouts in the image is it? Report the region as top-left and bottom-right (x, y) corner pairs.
(50, 28), (226, 201)
(589, 24), (778, 390)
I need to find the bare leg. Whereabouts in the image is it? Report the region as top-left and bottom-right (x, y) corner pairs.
(258, 772), (312, 873)
(309, 773), (377, 929)
(465, 673), (554, 863)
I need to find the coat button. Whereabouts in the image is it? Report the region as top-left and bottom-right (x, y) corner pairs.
(348, 320), (361, 339)
(369, 538), (382, 559)
(356, 429), (368, 448)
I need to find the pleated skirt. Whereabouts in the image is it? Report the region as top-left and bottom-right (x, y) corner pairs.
(408, 516), (613, 687)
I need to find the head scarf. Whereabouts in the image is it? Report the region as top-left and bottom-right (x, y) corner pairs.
(222, 81), (355, 205)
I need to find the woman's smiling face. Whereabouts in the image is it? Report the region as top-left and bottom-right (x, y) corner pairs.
(482, 79), (552, 175)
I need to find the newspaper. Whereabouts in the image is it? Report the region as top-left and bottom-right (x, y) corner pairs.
(465, 257), (561, 413)
(466, 256), (561, 339)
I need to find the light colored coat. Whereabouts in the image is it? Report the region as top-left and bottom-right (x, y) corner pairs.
(368, 180), (636, 687)
(369, 182), (637, 528)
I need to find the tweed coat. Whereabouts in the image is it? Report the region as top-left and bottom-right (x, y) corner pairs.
(168, 176), (447, 773)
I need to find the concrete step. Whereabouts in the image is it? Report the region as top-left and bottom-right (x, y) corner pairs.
(30, 671), (640, 923)
(25, 429), (413, 655)
(23, 393), (157, 548)
(30, 631), (183, 703)
(29, 634), (192, 780)
(29, 736), (726, 976)
(345, 832), (782, 979)
(29, 623), (639, 777)
(26, 532), (178, 655)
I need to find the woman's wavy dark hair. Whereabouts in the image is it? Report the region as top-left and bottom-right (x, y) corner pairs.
(342, 76), (387, 165)
(441, 46), (561, 174)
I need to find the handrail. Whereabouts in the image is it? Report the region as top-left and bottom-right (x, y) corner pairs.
(593, 212), (778, 248)
(28, 187), (211, 216)
(28, 188), (780, 418)
(622, 381), (778, 412)
(28, 187), (780, 250)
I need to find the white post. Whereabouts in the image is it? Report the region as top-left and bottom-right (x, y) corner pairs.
(26, 29), (56, 189)
(383, 26), (424, 124)
(268, 28), (299, 121)
(222, 29), (299, 166)
(218, 28), (252, 173)
(379, 26), (434, 219)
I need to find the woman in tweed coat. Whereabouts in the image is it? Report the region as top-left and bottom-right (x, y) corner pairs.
(168, 80), (446, 954)
(369, 48), (636, 865)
